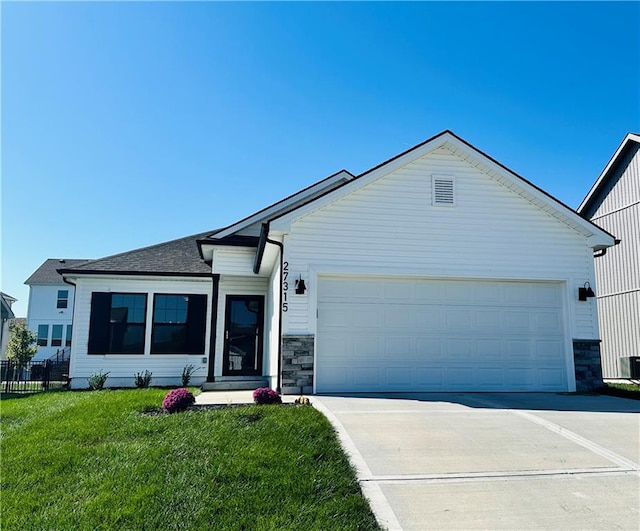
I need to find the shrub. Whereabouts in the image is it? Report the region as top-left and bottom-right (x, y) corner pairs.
(87, 370), (109, 390)
(134, 370), (153, 388)
(162, 388), (196, 413)
(181, 364), (198, 386)
(253, 387), (282, 405)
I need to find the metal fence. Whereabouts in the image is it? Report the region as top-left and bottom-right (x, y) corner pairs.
(1, 358), (70, 394)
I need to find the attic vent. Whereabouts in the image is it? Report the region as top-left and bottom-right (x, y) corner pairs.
(432, 175), (455, 206)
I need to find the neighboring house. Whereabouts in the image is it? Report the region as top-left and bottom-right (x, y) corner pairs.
(578, 133), (639, 379)
(25, 259), (90, 361)
(0, 292), (17, 359)
(60, 131), (615, 392)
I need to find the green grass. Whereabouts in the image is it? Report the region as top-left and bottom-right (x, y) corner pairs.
(600, 382), (640, 400)
(1, 389), (380, 530)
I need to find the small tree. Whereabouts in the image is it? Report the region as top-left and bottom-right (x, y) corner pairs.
(6, 322), (38, 374)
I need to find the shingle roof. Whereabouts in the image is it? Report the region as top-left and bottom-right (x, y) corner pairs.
(25, 259), (92, 284)
(59, 230), (217, 277)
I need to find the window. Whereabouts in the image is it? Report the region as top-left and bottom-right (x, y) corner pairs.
(66, 325), (72, 347)
(57, 290), (69, 309)
(151, 294), (207, 354)
(88, 293), (147, 354)
(51, 325), (63, 347)
(37, 325), (49, 346)
(432, 175), (455, 205)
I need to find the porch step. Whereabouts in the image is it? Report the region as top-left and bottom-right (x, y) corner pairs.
(201, 379), (269, 391)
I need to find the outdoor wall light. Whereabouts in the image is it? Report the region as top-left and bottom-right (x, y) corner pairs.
(295, 276), (307, 295)
(578, 281), (595, 301)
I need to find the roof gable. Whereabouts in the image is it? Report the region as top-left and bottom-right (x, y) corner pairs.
(204, 170), (354, 241)
(578, 132), (640, 218)
(268, 131), (615, 250)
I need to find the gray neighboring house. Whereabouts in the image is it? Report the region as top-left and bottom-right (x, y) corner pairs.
(578, 133), (640, 379)
(1, 292), (17, 359)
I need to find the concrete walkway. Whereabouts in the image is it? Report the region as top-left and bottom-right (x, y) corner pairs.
(312, 393), (640, 531)
(195, 390), (295, 405)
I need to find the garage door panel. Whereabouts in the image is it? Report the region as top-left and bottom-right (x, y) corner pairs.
(386, 337), (412, 358)
(535, 339), (564, 358)
(387, 367), (412, 386)
(476, 367), (505, 387)
(353, 335), (382, 358)
(416, 338), (443, 359)
(353, 367), (380, 386)
(446, 309), (473, 330)
(476, 339), (503, 360)
(538, 368), (565, 387)
(416, 367), (445, 386)
(505, 312), (532, 331)
(506, 368), (535, 387)
(506, 339), (533, 358)
(316, 277), (568, 392)
(535, 311), (563, 333)
(385, 306), (416, 327)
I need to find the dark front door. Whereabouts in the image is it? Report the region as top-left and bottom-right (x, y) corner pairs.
(223, 295), (264, 376)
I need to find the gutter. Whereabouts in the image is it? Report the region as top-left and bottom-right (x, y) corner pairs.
(255, 223), (284, 394)
(594, 238), (622, 258)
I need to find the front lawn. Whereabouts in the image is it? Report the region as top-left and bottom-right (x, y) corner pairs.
(1, 389), (380, 530)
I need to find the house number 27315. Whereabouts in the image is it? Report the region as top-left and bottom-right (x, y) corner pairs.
(282, 261), (289, 312)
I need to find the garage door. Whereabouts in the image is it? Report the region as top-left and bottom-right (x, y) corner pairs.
(316, 276), (568, 392)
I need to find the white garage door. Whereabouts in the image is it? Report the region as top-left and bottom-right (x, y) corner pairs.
(316, 276), (568, 392)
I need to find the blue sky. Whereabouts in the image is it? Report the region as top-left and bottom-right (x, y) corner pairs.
(2, 2), (639, 317)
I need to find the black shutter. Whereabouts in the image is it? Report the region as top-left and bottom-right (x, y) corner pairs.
(88, 292), (111, 354)
(186, 294), (207, 354)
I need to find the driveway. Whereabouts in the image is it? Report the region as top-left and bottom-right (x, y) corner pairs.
(312, 393), (640, 530)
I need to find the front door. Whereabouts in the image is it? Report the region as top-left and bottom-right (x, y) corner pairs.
(223, 295), (264, 376)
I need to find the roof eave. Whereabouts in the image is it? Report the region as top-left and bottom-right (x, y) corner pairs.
(578, 133), (640, 215)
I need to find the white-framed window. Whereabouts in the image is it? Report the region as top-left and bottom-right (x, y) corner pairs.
(37, 324), (49, 346)
(57, 290), (69, 309)
(51, 325), (63, 347)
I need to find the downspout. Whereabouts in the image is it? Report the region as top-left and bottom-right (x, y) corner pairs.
(255, 223), (284, 394)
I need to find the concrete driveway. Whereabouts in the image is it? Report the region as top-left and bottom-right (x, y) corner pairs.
(312, 393), (640, 530)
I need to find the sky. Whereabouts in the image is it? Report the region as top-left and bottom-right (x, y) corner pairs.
(1, 1), (639, 318)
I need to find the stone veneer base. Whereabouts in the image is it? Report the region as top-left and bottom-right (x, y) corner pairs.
(573, 339), (603, 392)
(281, 335), (314, 395)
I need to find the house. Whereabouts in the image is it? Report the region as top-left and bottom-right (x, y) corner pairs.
(578, 133), (639, 379)
(25, 259), (90, 361)
(60, 131), (615, 392)
(0, 292), (17, 359)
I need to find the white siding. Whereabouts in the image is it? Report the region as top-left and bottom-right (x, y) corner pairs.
(212, 248), (258, 276)
(283, 145), (598, 340)
(26, 284), (75, 361)
(70, 277), (212, 388)
(589, 145), (640, 377)
(213, 276), (269, 378)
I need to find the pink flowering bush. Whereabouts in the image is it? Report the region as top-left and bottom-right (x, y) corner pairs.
(253, 387), (282, 405)
(162, 388), (195, 413)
